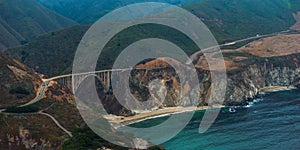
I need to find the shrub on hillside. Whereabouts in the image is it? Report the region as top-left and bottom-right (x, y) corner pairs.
(5, 105), (39, 113)
(9, 87), (30, 95)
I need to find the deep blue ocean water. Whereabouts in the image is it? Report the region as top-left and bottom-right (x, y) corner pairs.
(128, 89), (300, 149)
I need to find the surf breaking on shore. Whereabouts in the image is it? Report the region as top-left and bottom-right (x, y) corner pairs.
(103, 86), (297, 128)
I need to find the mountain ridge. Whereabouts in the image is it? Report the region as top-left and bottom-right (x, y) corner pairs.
(36, 0), (201, 24)
(36, 0), (300, 43)
(0, 0), (78, 50)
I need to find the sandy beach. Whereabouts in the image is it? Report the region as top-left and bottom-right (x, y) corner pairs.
(103, 86), (298, 127)
(260, 86), (297, 93)
(104, 105), (225, 126)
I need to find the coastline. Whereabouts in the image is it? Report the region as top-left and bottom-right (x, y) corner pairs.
(104, 86), (298, 127)
(104, 105), (224, 127)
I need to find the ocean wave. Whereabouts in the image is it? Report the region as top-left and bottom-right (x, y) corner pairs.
(244, 98), (264, 108)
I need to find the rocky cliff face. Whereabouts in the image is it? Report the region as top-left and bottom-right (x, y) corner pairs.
(98, 53), (300, 116)
(225, 55), (300, 105)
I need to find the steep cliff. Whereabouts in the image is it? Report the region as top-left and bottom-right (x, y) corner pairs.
(132, 54), (300, 108)
(224, 55), (300, 105)
(96, 34), (300, 116)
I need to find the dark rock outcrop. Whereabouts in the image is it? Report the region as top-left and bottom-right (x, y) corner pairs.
(97, 54), (300, 116)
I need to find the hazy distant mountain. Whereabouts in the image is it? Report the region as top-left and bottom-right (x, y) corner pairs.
(9, 0), (300, 77)
(8, 25), (90, 77)
(36, 0), (200, 24)
(0, 0), (77, 50)
(184, 0), (300, 43)
(8, 24), (197, 77)
(37, 0), (300, 43)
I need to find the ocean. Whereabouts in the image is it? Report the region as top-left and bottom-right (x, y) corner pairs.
(128, 89), (300, 149)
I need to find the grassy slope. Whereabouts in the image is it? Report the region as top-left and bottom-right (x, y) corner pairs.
(9, 24), (199, 77)
(37, 0), (200, 24)
(8, 25), (89, 77)
(0, 0), (77, 50)
(185, 0), (300, 43)
(37, 0), (300, 43)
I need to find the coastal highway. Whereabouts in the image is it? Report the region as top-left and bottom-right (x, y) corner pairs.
(0, 81), (49, 112)
(0, 29), (296, 111)
(47, 67), (164, 81)
(10, 30), (295, 108)
(0, 29), (297, 142)
(46, 30), (298, 81)
(189, 30), (293, 61)
(19, 81), (50, 107)
(0, 81), (74, 137)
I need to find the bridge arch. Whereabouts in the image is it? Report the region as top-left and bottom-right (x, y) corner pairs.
(73, 72), (111, 93)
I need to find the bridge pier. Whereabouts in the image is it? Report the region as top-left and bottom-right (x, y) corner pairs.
(56, 77), (72, 90)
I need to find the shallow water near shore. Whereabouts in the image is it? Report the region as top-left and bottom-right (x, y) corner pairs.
(125, 89), (300, 149)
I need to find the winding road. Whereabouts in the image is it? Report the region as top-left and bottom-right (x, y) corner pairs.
(0, 111), (73, 137)
(0, 80), (73, 137)
(0, 29), (298, 139)
(38, 112), (73, 137)
(46, 29), (298, 83)
(20, 81), (49, 107)
(189, 30), (294, 61)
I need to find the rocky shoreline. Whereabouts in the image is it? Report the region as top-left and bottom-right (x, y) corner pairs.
(96, 35), (300, 124)
(104, 85), (298, 127)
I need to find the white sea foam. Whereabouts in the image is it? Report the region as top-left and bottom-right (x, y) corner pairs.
(244, 98), (264, 108)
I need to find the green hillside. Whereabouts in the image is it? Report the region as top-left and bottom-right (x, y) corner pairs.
(8, 0), (300, 77)
(36, 0), (200, 24)
(0, 0), (77, 50)
(184, 0), (300, 43)
(37, 0), (300, 44)
(8, 25), (89, 77)
(8, 24), (198, 77)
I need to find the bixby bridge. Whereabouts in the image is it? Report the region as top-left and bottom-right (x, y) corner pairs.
(44, 29), (296, 92)
(1, 29), (295, 138)
(46, 67), (163, 92)
(21, 29), (295, 107)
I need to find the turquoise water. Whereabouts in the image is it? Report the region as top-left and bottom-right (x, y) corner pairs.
(129, 89), (300, 149)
